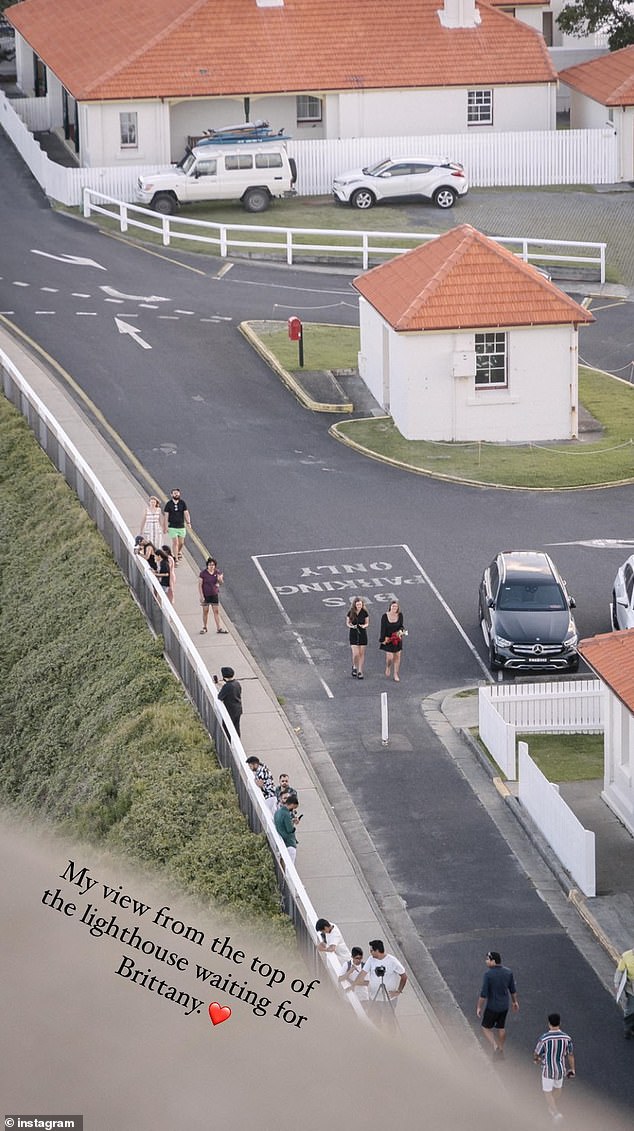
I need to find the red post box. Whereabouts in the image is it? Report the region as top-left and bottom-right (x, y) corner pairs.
(288, 316), (302, 342)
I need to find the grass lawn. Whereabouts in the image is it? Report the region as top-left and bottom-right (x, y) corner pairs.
(517, 733), (604, 782)
(256, 323), (360, 373)
(250, 321), (634, 489)
(334, 367), (634, 488)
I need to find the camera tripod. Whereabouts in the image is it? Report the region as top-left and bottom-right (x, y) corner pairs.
(370, 973), (400, 1033)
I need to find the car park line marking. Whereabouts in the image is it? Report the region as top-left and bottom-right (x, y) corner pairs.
(35, 311), (56, 315)
(72, 292), (91, 298)
(585, 299), (627, 312)
(546, 538), (634, 549)
(252, 554), (291, 624)
(272, 300), (357, 311)
(13, 281), (29, 287)
(216, 262), (233, 279)
(76, 311), (98, 316)
(175, 309), (195, 315)
(230, 278), (354, 297)
(401, 544), (492, 681)
(41, 287), (58, 293)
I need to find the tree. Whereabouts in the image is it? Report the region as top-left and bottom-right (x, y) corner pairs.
(557, 0), (634, 49)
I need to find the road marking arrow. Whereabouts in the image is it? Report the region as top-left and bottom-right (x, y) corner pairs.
(31, 250), (107, 270)
(114, 316), (152, 350)
(101, 285), (170, 302)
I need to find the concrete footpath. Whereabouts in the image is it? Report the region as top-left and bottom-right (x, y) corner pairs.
(0, 325), (449, 1054)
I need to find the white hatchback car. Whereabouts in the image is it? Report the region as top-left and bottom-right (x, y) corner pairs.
(332, 156), (468, 210)
(612, 555), (634, 630)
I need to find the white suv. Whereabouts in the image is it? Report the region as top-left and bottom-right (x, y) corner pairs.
(332, 156), (468, 210)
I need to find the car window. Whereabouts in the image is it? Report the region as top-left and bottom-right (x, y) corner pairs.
(195, 159), (217, 177)
(497, 582), (566, 611)
(489, 562), (499, 595)
(365, 160), (391, 176)
(625, 563), (634, 603)
(411, 164), (435, 175)
(382, 164), (412, 178)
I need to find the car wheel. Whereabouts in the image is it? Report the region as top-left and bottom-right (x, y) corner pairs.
(350, 188), (375, 210)
(611, 591), (620, 630)
(433, 187), (457, 210)
(151, 193), (176, 215)
(489, 642), (502, 670)
(243, 188), (270, 213)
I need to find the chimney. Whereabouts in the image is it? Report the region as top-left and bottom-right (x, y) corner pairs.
(438, 0), (481, 28)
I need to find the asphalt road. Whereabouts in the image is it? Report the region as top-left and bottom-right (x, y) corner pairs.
(2, 132), (634, 1117)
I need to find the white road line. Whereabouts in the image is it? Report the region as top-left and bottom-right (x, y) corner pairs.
(13, 281), (29, 287)
(0, 311), (16, 315)
(139, 303), (159, 309)
(104, 298), (125, 303)
(292, 631), (334, 698)
(252, 555), (291, 623)
(158, 315), (179, 320)
(216, 262), (234, 279)
(401, 544), (492, 681)
(272, 300), (357, 311)
(257, 543), (407, 559)
(72, 292), (91, 298)
(175, 309), (195, 315)
(76, 311), (98, 316)
(41, 287), (58, 293)
(230, 278), (354, 296)
(35, 311), (56, 315)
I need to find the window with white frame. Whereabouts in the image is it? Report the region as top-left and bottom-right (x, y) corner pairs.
(296, 95), (322, 123)
(475, 332), (507, 387)
(119, 111), (138, 148)
(467, 90), (492, 126)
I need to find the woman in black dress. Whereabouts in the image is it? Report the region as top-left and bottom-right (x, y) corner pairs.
(379, 599), (405, 681)
(346, 596), (370, 679)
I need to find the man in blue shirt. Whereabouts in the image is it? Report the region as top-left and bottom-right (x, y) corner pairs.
(476, 950), (519, 1056)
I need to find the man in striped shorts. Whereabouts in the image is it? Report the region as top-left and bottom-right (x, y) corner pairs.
(533, 1012), (576, 1122)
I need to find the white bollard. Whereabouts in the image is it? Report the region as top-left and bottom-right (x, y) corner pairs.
(381, 691), (389, 746)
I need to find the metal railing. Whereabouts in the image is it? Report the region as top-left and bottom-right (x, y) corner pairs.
(0, 344), (340, 988)
(83, 188), (607, 282)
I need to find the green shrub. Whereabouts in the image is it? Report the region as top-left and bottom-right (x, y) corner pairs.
(0, 398), (289, 935)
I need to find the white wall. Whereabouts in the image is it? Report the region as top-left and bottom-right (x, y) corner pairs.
(81, 101), (170, 167)
(569, 95), (634, 180)
(569, 89), (610, 129)
(14, 32), (34, 95)
(338, 84), (555, 135)
(167, 93), (330, 161)
(602, 691), (634, 836)
(360, 310), (580, 441)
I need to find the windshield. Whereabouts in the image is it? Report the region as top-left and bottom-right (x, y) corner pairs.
(363, 159), (391, 177)
(181, 153), (195, 174)
(497, 582), (567, 612)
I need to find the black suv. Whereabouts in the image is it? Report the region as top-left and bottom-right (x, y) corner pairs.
(479, 551), (578, 672)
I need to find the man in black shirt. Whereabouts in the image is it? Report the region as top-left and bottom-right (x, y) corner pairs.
(217, 666), (242, 739)
(476, 950), (519, 1056)
(162, 488), (191, 562)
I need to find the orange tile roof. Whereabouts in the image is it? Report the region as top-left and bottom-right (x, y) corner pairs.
(352, 225), (595, 331)
(579, 631), (634, 714)
(486, 0), (549, 7)
(7, 0), (557, 102)
(559, 44), (634, 107)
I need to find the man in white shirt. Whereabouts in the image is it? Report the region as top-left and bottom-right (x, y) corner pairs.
(315, 918), (351, 968)
(362, 939), (407, 1029)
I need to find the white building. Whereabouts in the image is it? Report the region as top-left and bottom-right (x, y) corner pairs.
(560, 45), (634, 181)
(353, 225), (594, 443)
(579, 631), (634, 838)
(6, 0), (558, 166)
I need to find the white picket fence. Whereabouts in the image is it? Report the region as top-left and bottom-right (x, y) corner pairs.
(518, 742), (596, 896)
(289, 129), (619, 192)
(479, 680), (604, 780)
(1, 91), (621, 209)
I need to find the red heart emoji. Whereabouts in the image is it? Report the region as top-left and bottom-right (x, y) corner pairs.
(208, 1001), (232, 1026)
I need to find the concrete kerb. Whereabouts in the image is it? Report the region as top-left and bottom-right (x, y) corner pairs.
(430, 686), (623, 970)
(0, 324), (450, 1055)
(239, 320), (354, 414)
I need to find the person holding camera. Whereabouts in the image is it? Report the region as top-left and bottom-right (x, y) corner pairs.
(362, 940), (407, 1028)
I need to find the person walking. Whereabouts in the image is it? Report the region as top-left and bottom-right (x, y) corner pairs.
(476, 950), (519, 1056)
(198, 557), (227, 634)
(346, 596), (370, 679)
(246, 756), (277, 815)
(614, 945), (634, 1039)
(379, 599), (405, 681)
(155, 547), (172, 600)
(217, 667), (242, 738)
(162, 488), (191, 563)
(140, 495), (162, 546)
(533, 1013), (575, 1122)
(161, 544), (176, 604)
(273, 792), (300, 864)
